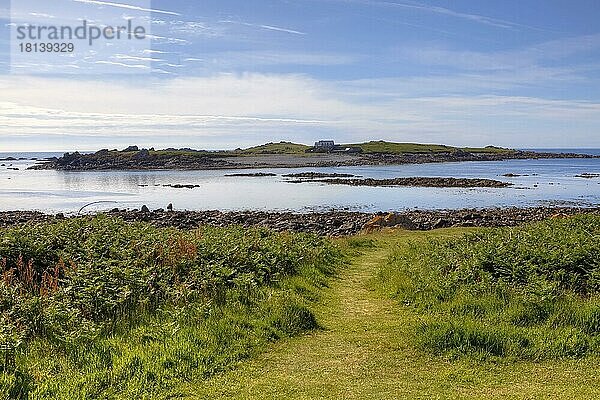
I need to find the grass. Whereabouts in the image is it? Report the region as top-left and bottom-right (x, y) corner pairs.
(71, 141), (516, 160)
(3, 217), (600, 399)
(239, 142), (311, 155)
(348, 141), (515, 155)
(0, 216), (341, 399)
(238, 141), (515, 155)
(378, 215), (600, 361)
(193, 228), (600, 399)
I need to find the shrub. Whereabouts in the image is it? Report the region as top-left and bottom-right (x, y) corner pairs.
(380, 215), (600, 360)
(0, 216), (340, 398)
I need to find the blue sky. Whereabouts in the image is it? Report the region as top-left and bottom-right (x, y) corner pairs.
(1, 0), (600, 151)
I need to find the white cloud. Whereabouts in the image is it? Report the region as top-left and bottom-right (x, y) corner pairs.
(72, 0), (180, 16)
(219, 20), (306, 35)
(1, 74), (600, 150)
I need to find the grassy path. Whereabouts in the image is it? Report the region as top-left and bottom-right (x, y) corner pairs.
(193, 231), (600, 400)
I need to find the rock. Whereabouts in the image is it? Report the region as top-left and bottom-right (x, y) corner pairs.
(141, 205), (150, 213)
(575, 173), (600, 179)
(225, 173), (277, 177)
(291, 177), (512, 188)
(167, 203), (173, 211)
(339, 222), (355, 231)
(1, 207), (599, 237)
(135, 149), (150, 159)
(123, 146), (139, 152)
(283, 172), (360, 179)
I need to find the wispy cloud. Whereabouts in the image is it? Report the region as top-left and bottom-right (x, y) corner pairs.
(394, 33), (600, 92)
(29, 12), (55, 19)
(72, 0), (181, 16)
(145, 34), (190, 45)
(334, 0), (544, 30)
(197, 51), (358, 68)
(113, 54), (165, 62)
(220, 20), (306, 35)
(93, 61), (149, 69)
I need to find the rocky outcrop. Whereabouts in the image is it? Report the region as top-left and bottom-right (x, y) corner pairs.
(363, 207), (600, 231)
(283, 172), (360, 178)
(29, 149), (230, 171)
(225, 173), (277, 177)
(289, 177), (512, 188)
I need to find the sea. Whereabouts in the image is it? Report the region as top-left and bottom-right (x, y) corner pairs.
(1, 150), (599, 214)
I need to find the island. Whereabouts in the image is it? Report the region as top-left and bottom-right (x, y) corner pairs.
(28, 140), (595, 171)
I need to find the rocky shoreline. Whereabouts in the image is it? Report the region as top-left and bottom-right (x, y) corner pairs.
(28, 148), (598, 171)
(1, 207), (599, 236)
(287, 177), (512, 188)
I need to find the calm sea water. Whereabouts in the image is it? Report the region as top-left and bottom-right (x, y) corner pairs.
(1, 151), (599, 213)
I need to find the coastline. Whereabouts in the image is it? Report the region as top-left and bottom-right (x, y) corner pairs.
(2, 206), (599, 236)
(27, 149), (599, 172)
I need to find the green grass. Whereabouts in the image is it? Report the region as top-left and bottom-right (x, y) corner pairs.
(4, 217), (600, 399)
(349, 141), (515, 155)
(85, 141), (515, 158)
(193, 228), (600, 399)
(378, 215), (600, 361)
(239, 142), (311, 155)
(0, 217), (341, 399)
(235, 140), (515, 155)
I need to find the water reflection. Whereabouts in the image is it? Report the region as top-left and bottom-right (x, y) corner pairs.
(0, 158), (598, 213)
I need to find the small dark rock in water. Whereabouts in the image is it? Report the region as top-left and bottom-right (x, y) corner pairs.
(225, 173), (277, 177)
(164, 184), (200, 189)
(502, 173), (529, 177)
(7, 168), (19, 171)
(283, 172), (360, 179)
(575, 173), (600, 179)
(141, 205), (150, 213)
(167, 203), (173, 211)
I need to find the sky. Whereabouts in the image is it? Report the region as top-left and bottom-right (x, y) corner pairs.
(1, 0), (600, 151)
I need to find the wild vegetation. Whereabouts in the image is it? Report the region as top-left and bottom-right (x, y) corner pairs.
(237, 140), (514, 155)
(238, 141), (311, 155)
(0, 216), (341, 399)
(378, 215), (600, 360)
(348, 140), (514, 154)
(3, 214), (599, 398)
